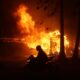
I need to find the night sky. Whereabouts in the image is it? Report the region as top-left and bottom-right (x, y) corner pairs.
(0, 0), (79, 60)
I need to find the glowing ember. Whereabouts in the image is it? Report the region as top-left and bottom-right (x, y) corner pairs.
(14, 4), (69, 56)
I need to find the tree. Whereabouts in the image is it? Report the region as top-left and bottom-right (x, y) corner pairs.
(59, 0), (66, 60)
(73, 4), (80, 60)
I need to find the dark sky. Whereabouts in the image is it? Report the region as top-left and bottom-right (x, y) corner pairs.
(0, 0), (79, 59)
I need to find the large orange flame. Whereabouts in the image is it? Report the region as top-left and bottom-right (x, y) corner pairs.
(14, 4), (35, 34)
(14, 4), (69, 57)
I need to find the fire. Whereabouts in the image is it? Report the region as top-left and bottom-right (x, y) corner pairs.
(14, 4), (69, 56)
(14, 4), (35, 34)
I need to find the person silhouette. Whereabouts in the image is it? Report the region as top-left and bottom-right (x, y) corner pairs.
(24, 45), (48, 77)
(36, 45), (48, 64)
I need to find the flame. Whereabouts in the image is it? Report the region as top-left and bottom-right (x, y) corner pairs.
(14, 4), (35, 34)
(14, 4), (69, 56)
